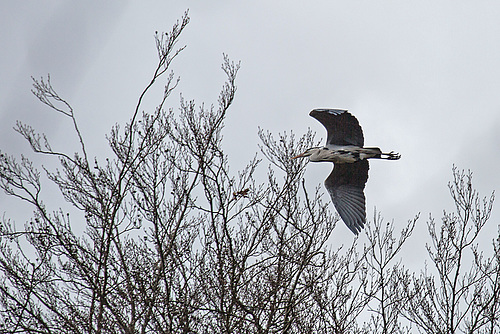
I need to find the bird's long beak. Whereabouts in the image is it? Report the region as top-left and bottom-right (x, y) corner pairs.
(291, 153), (305, 160)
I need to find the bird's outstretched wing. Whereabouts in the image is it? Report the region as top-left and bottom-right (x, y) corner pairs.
(325, 160), (369, 234)
(309, 109), (364, 147)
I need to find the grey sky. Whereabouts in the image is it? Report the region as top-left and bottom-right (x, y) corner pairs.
(1, 1), (499, 254)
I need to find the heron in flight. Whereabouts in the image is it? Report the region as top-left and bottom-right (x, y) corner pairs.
(292, 109), (400, 235)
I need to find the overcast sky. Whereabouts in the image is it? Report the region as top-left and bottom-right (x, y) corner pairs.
(1, 1), (499, 258)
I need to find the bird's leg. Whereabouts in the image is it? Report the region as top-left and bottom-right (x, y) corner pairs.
(381, 151), (401, 160)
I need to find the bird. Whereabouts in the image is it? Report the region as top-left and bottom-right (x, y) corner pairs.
(292, 109), (400, 235)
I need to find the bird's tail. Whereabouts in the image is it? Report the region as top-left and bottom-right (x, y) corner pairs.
(360, 147), (382, 160)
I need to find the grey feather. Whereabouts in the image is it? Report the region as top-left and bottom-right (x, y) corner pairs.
(324, 160), (369, 235)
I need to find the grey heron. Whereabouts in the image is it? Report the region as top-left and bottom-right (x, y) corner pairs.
(292, 109), (400, 235)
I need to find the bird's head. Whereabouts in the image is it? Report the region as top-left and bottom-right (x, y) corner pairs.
(291, 147), (326, 162)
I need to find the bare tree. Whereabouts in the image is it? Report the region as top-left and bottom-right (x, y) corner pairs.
(0, 11), (361, 333)
(362, 213), (418, 334)
(399, 167), (498, 334)
(0, 11), (498, 334)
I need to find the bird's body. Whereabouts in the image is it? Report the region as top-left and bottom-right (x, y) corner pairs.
(292, 109), (400, 235)
(304, 145), (384, 163)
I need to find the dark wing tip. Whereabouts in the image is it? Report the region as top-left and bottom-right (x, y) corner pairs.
(310, 109), (348, 117)
(347, 214), (365, 235)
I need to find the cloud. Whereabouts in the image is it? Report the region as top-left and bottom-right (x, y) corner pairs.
(1, 1), (499, 249)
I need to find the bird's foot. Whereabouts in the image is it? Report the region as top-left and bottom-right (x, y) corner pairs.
(385, 151), (401, 160)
